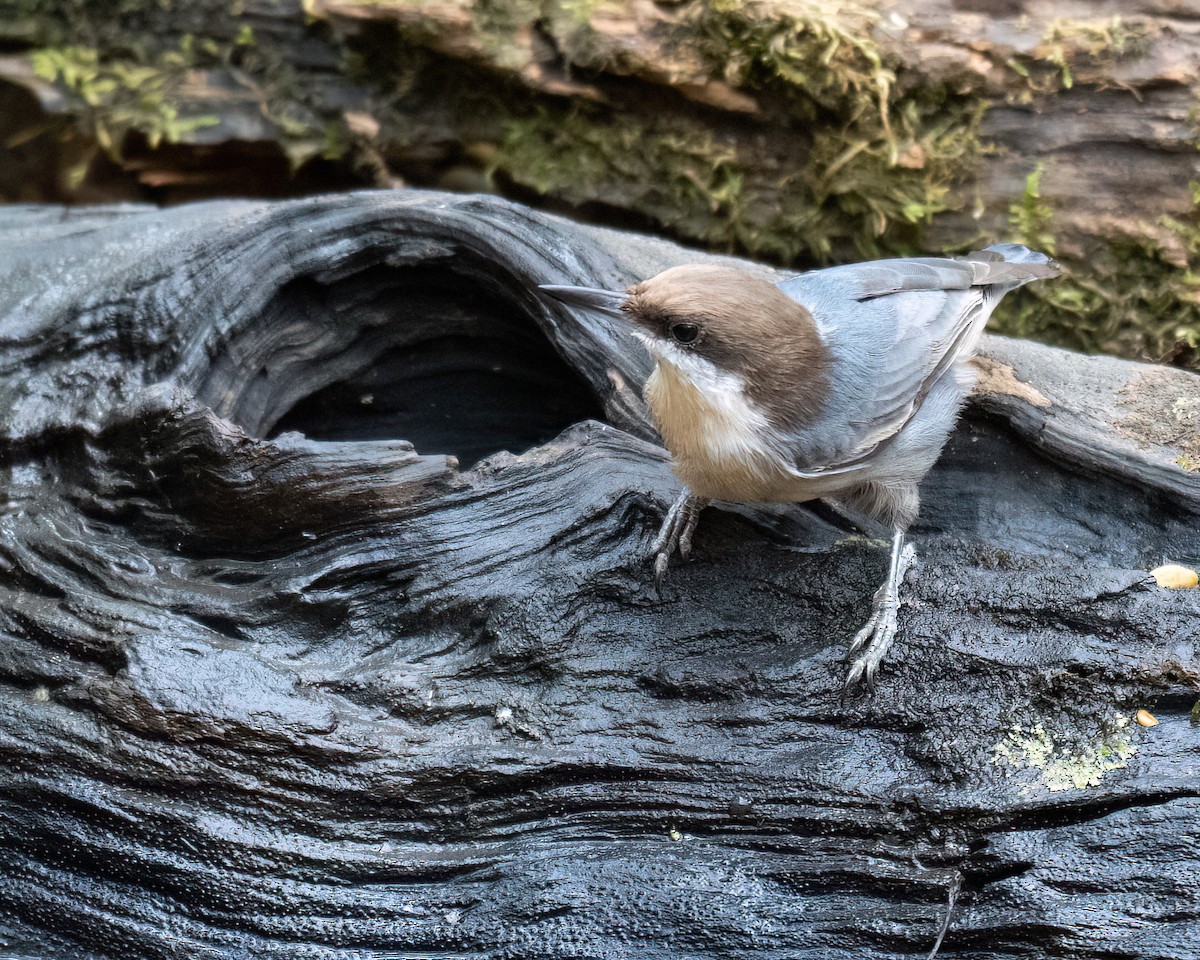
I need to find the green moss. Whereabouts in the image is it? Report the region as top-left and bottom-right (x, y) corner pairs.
(1008, 163), (1055, 257)
(494, 1), (986, 263)
(556, 0), (605, 25)
(802, 96), (986, 258)
(471, 0), (541, 69)
(693, 0), (895, 122)
(992, 237), (1200, 357)
(474, 0), (541, 33)
(31, 44), (218, 154)
(994, 160), (1200, 357)
(307, 0), (989, 261)
(688, 0), (986, 259)
(499, 106), (754, 244)
(14, 0), (366, 172)
(1043, 17), (1148, 89)
(1008, 16), (1150, 94)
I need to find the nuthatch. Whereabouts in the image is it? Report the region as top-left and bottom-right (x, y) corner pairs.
(542, 244), (1058, 685)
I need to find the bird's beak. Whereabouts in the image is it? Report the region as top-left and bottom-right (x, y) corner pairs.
(539, 284), (627, 320)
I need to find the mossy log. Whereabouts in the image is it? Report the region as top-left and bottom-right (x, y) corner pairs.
(0, 190), (1198, 959)
(3, 0), (1200, 362)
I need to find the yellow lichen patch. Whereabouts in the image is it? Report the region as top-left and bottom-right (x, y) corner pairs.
(1136, 709), (1159, 727)
(992, 718), (1136, 792)
(1150, 564), (1199, 589)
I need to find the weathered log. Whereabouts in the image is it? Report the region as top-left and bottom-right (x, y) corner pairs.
(0, 190), (1198, 960)
(2, 1), (1200, 360)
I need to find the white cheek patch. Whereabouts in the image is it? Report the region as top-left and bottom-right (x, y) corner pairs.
(646, 336), (791, 473)
(652, 339), (738, 392)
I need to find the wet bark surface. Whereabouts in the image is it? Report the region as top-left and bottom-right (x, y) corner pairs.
(0, 191), (1198, 959)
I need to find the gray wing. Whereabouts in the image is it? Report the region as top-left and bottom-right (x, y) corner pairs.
(819, 244), (1058, 301)
(776, 244), (1057, 476)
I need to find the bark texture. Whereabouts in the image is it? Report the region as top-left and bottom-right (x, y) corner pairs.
(2, 1), (1200, 359)
(0, 190), (1198, 960)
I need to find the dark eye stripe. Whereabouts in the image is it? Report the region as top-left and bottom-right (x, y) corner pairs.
(670, 323), (700, 344)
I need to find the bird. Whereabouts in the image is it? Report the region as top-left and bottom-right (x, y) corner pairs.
(540, 244), (1059, 686)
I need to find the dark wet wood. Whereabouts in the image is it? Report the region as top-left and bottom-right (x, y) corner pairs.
(0, 191), (1198, 960)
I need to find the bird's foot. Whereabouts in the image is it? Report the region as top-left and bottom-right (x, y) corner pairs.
(650, 490), (707, 589)
(845, 540), (916, 689)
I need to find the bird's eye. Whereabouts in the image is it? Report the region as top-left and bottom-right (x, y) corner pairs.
(670, 322), (700, 345)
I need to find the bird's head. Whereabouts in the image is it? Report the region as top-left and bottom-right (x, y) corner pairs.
(541, 264), (829, 429)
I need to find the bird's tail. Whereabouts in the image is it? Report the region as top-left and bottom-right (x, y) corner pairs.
(958, 243), (1060, 289)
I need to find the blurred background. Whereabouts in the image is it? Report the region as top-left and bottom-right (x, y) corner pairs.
(2, 0), (1198, 370)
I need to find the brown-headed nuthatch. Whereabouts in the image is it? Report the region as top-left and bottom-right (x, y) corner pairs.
(542, 244), (1058, 686)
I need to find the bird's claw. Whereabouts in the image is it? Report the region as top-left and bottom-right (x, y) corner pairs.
(844, 594), (900, 690)
(845, 541), (915, 690)
(653, 550), (670, 591)
(649, 490), (706, 589)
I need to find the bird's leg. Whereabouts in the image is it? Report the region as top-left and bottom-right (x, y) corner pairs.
(650, 488), (708, 588)
(845, 529), (916, 688)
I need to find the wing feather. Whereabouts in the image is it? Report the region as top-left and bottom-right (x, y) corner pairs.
(776, 245), (1057, 475)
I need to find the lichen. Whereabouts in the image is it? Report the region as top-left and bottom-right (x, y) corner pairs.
(993, 716), (1137, 793)
(1115, 368), (1200, 465)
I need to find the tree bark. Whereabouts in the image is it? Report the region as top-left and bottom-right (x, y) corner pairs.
(0, 190), (1198, 959)
(2, 1), (1200, 360)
